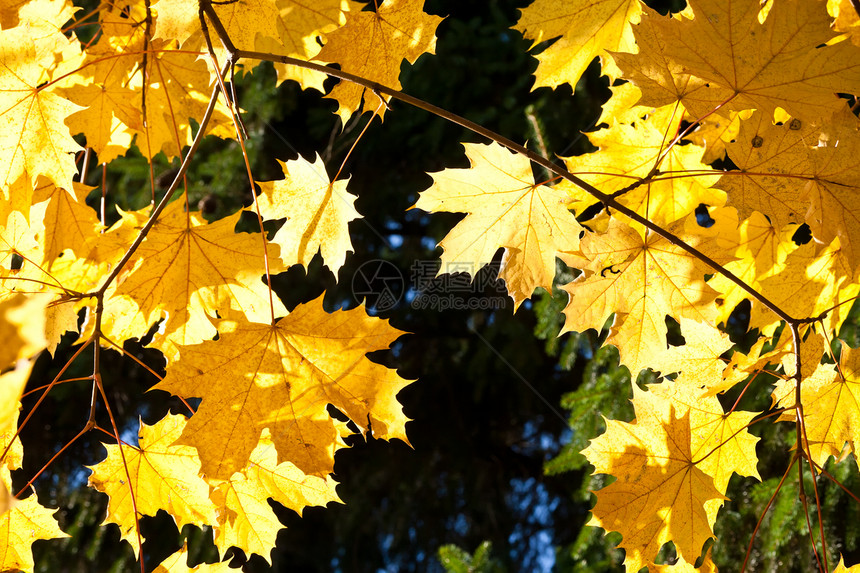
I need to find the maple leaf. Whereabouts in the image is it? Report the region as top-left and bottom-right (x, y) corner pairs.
(254, 0), (360, 90)
(135, 39), (236, 160)
(0, 13), (83, 192)
(154, 545), (232, 573)
(208, 430), (340, 562)
(647, 378), (760, 493)
(88, 414), (218, 556)
(414, 142), (582, 308)
(653, 318), (735, 396)
(315, 0), (443, 121)
(772, 346), (860, 466)
(31, 179), (102, 264)
(562, 101), (722, 227)
(561, 218), (721, 376)
(747, 238), (859, 336)
(615, 0), (860, 121)
(720, 108), (860, 269)
(155, 296), (411, 480)
(583, 385), (725, 572)
(59, 5), (143, 164)
(513, 0), (642, 90)
(0, 495), (68, 572)
(113, 200), (286, 360)
(704, 209), (799, 326)
(835, 556), (860, 572)
(154, 0), (281, 53)
(0, 294), (47, 367)
(830, 0), (860, 46)
(255, 154), (361, 273)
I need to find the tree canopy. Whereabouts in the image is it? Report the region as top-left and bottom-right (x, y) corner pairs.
(2, 0), (860, 572)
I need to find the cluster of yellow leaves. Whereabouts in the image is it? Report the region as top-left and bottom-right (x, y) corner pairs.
(464, 0), (860, 570)
(2, 0), (860, 570)
(0, 0), (441, 569)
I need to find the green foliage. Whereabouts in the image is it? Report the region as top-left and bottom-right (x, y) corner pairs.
(438, 541), (506, 573)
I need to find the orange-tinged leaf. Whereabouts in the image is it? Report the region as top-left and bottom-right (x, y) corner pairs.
(315, 0), (443, 121)
(255, 154), (361, 273)
(415, 142), (582, 308)
(155, 296), (411, 480)
(583, 385), (725, 572)
(87, 414), (218, 556)
(616, 0), (860, 121)
(513, 0), (642, 89)
(114, 200), (286, 361)
(0, 494), (68, 572)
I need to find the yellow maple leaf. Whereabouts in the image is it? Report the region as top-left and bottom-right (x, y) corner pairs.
(87, 414), (218, 556)
(0, 363), (28, 498)
(0, 294), (47, 368)
(136, 39), (236, 160)
(720, 108), (860, 270)
(0, 14), (83, 192)
(653, 318), (735, 396)
(0, 494), (68, 572)
(772, 346), (860, 466)
(835, 556), (860, 572)
(705, 209), (799, 326)
(647, 379), (760, 494)
(513, 0), (642, 90)
(60, 5), (142, 164)
(583, 385), (725, 572)
(562, 219), (719, 376)
(748, 238), (858, 336)
(113, 200), (286, 361)
(315, 0), (444, 122)
(155, 296), (412, 480)
(615, 0), (860, 121)
(562, 103), (722, 227)
(254, 0), (360, 91)
(829, 0), (860, 46)
(31, 179), (102, 264)
(154, 0), (281, 53)
(414, 142), (582, 308)
(209, 431), (340, 563)
(255, 154), (361, 273)
(154, 544), (233, 572)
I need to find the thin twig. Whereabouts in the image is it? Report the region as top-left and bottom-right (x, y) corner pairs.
(229, 47), (797, 326)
